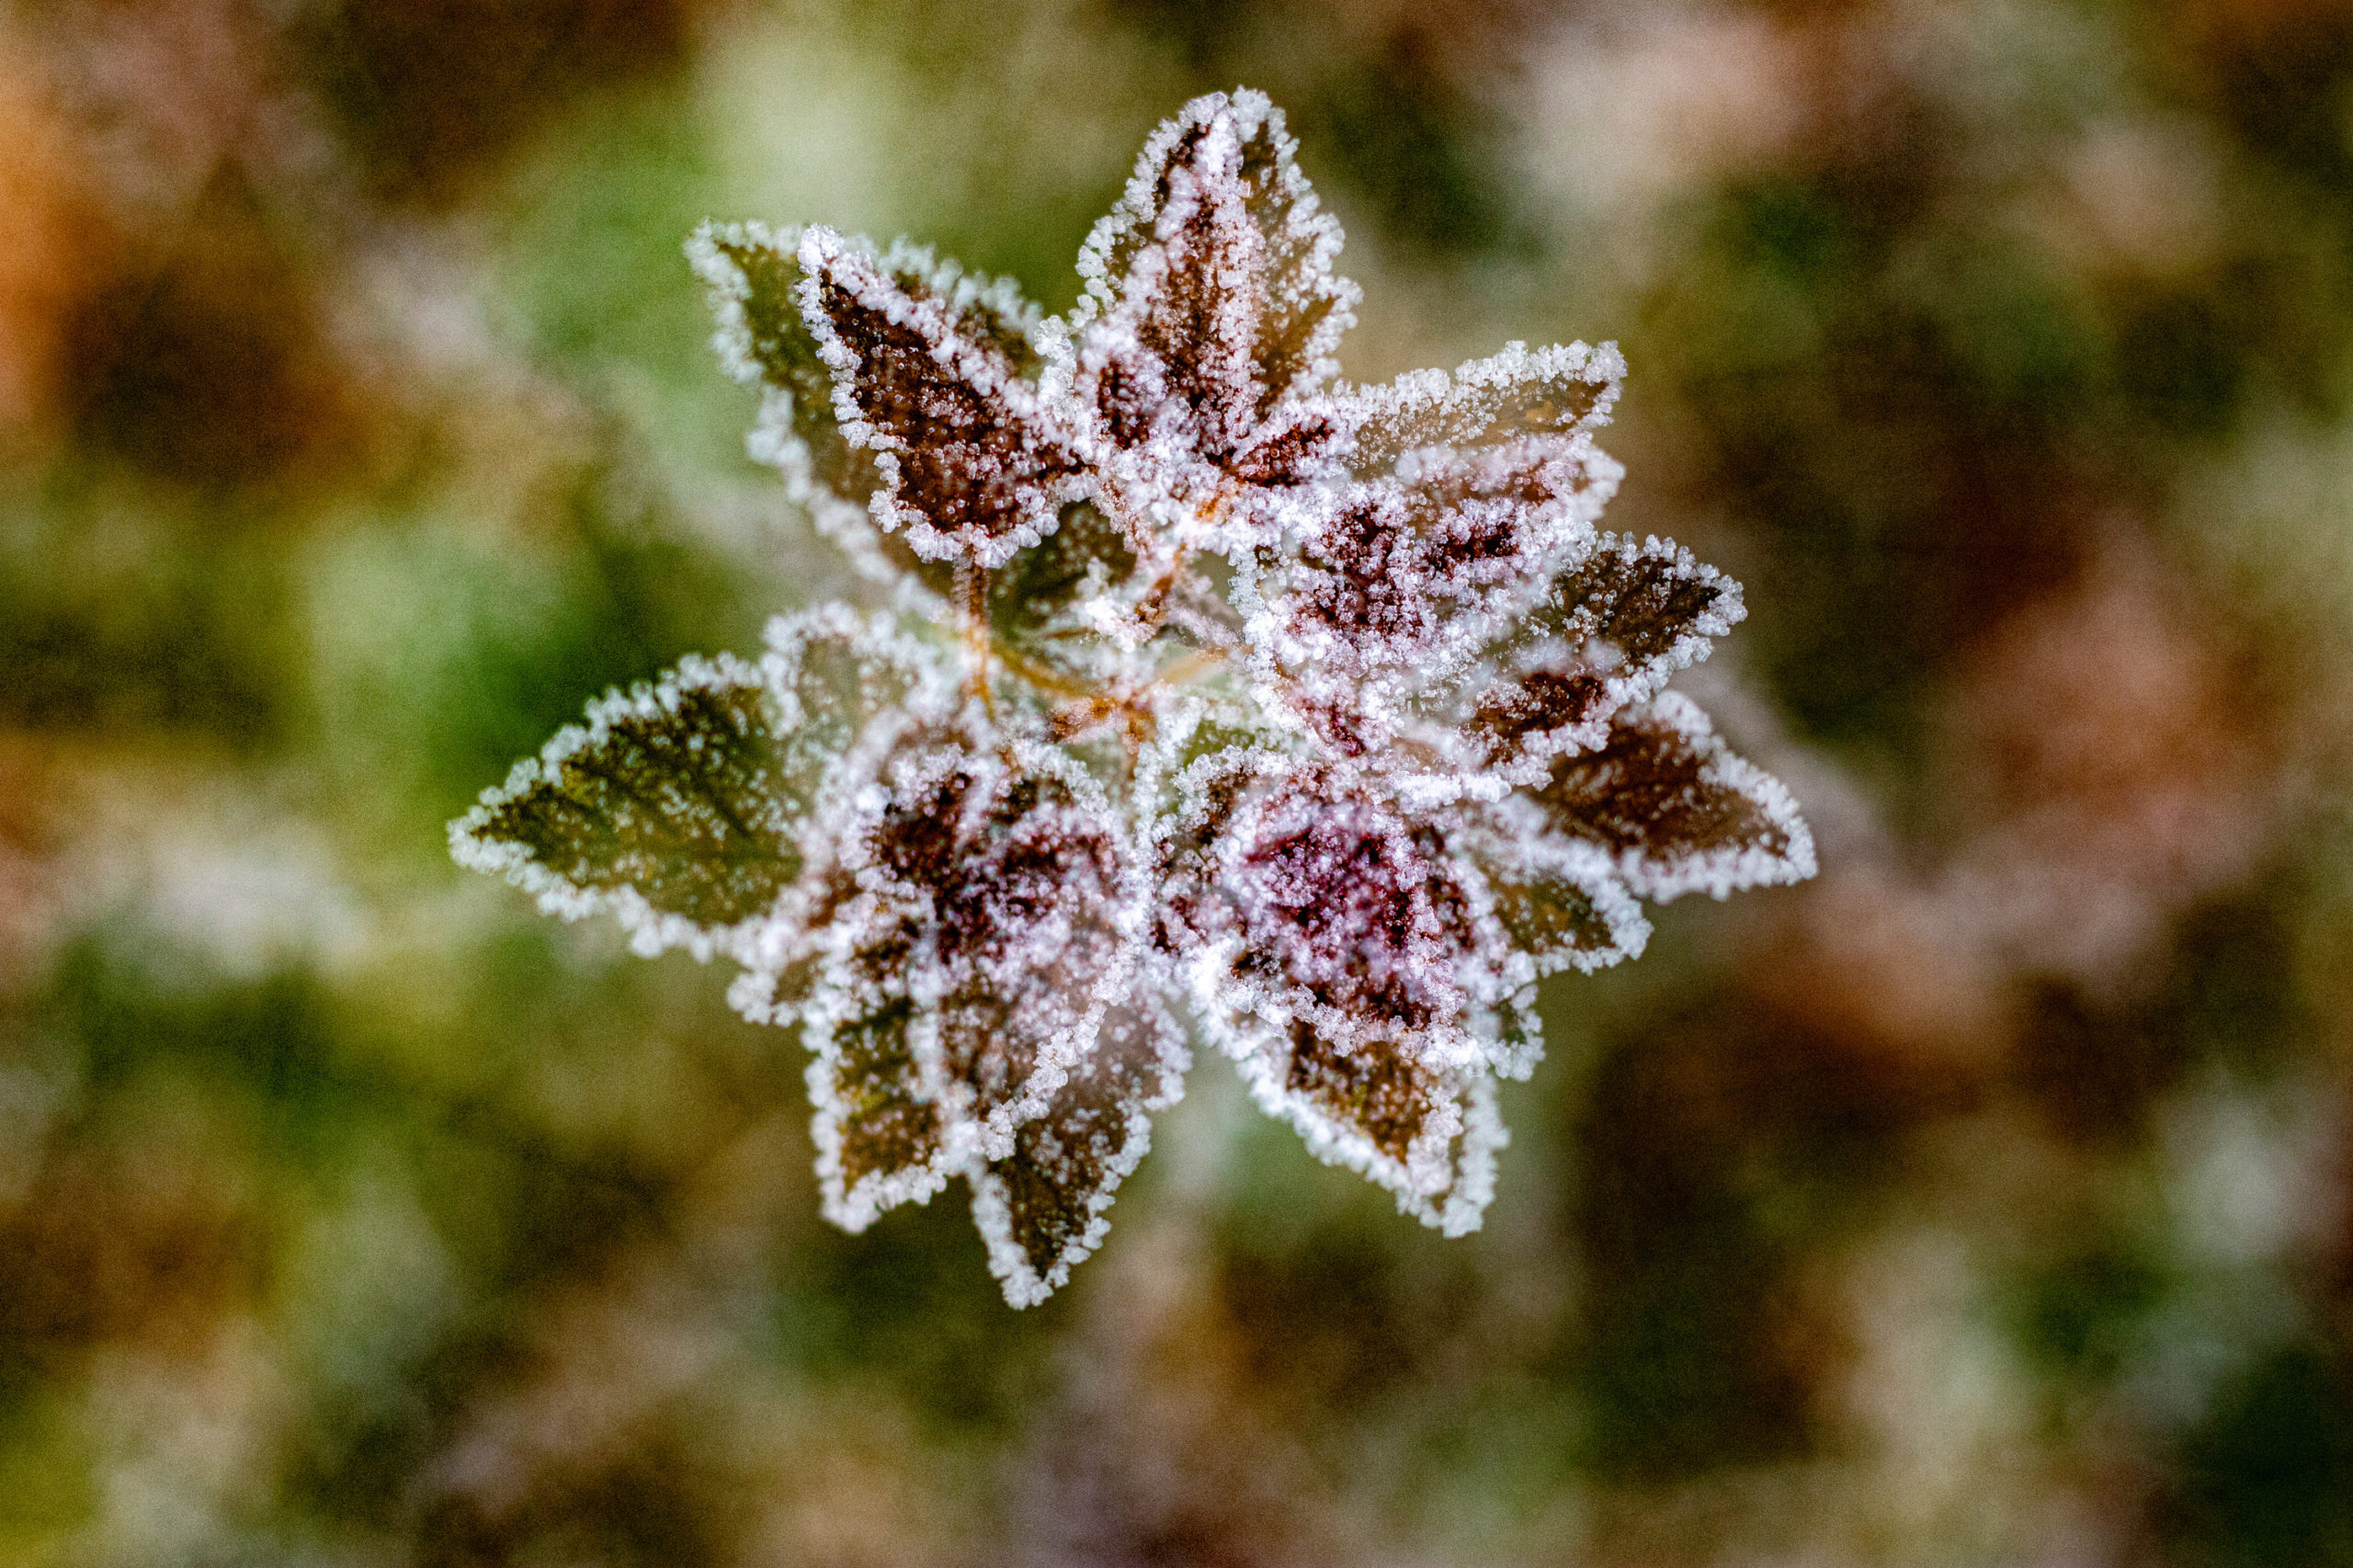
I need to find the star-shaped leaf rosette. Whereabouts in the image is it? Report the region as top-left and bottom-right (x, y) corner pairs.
(451, 89), (1815, 1306)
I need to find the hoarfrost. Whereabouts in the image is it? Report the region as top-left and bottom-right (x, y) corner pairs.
(460, 87), (1816, 1305)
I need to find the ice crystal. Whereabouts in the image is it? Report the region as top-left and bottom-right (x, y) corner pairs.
(451, 88), (1816, 1306)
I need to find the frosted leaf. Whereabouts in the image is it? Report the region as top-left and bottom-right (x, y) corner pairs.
(450, 607), (956, 966)
(795, 227), (1090, 567)
(1339, 340), (1625, 475)
(1186, 765), (1523, 1081)
(972, 990), (1189, 1306)
(763, 604), (961, 769)
(1233, 1020), (1505, 1236)
(1067, 86), (1358, 490)
(1138, 712), (1290, 958)
(692, 222), (945, 594)
(692, 222), (885, 512)
(864, 744), (1135, 1134)
(1453, 534), (1744, 773)
(1234, 350), (1633, 765)
(803, 911), (942, 1224)
(1165, 742), (1518, 1225)
(1529, 693), (1817, 901)
(1449, 804), (1650, 981)
(449, 655), (803, 961)
(800, 737), (1151, 1243)
(723, 608), (965, 1009)
(1254, 437), (1621, 695)
(983, 499), (1141, 695)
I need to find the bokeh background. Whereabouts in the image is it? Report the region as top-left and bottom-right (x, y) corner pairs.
(4, 0), (2353, 1562)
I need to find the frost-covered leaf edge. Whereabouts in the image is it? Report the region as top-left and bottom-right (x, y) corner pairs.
(1336, 337), (1627, 472)
(1062, 84), (1359, 403)
(1221, 1025), (1507, 1238)
(1552, 690), (1819, 903)
(793, 225), (1091, 569)
(793, 733), (1172, 1299)
(970, 990), (1192, 1306)
(449, 650), (782, 965)
(447, 603), (961, 966)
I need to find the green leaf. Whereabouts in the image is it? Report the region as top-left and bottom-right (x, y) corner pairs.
(692, 221), (882, 506)
(450, 606), (955, 960)
(451, 653), (802, 948)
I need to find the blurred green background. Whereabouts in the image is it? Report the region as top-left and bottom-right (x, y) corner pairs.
(4, 0), (2353, 1562)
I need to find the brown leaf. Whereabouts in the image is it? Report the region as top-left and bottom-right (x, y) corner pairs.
(1531, 694), (1815, 900)
(805, 739), (1145, 1237)
(798, 228), (1088, 565)
(1073, 87), (1357, 472)
(1273, 439), (1613, 680)
(1451, 534), (1745, 772)
(972, 993), (1188, 1305)
(1234, 1019), (1502, 1236)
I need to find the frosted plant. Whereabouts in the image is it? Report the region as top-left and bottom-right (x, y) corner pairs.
(450, 89), (1815, 1306)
